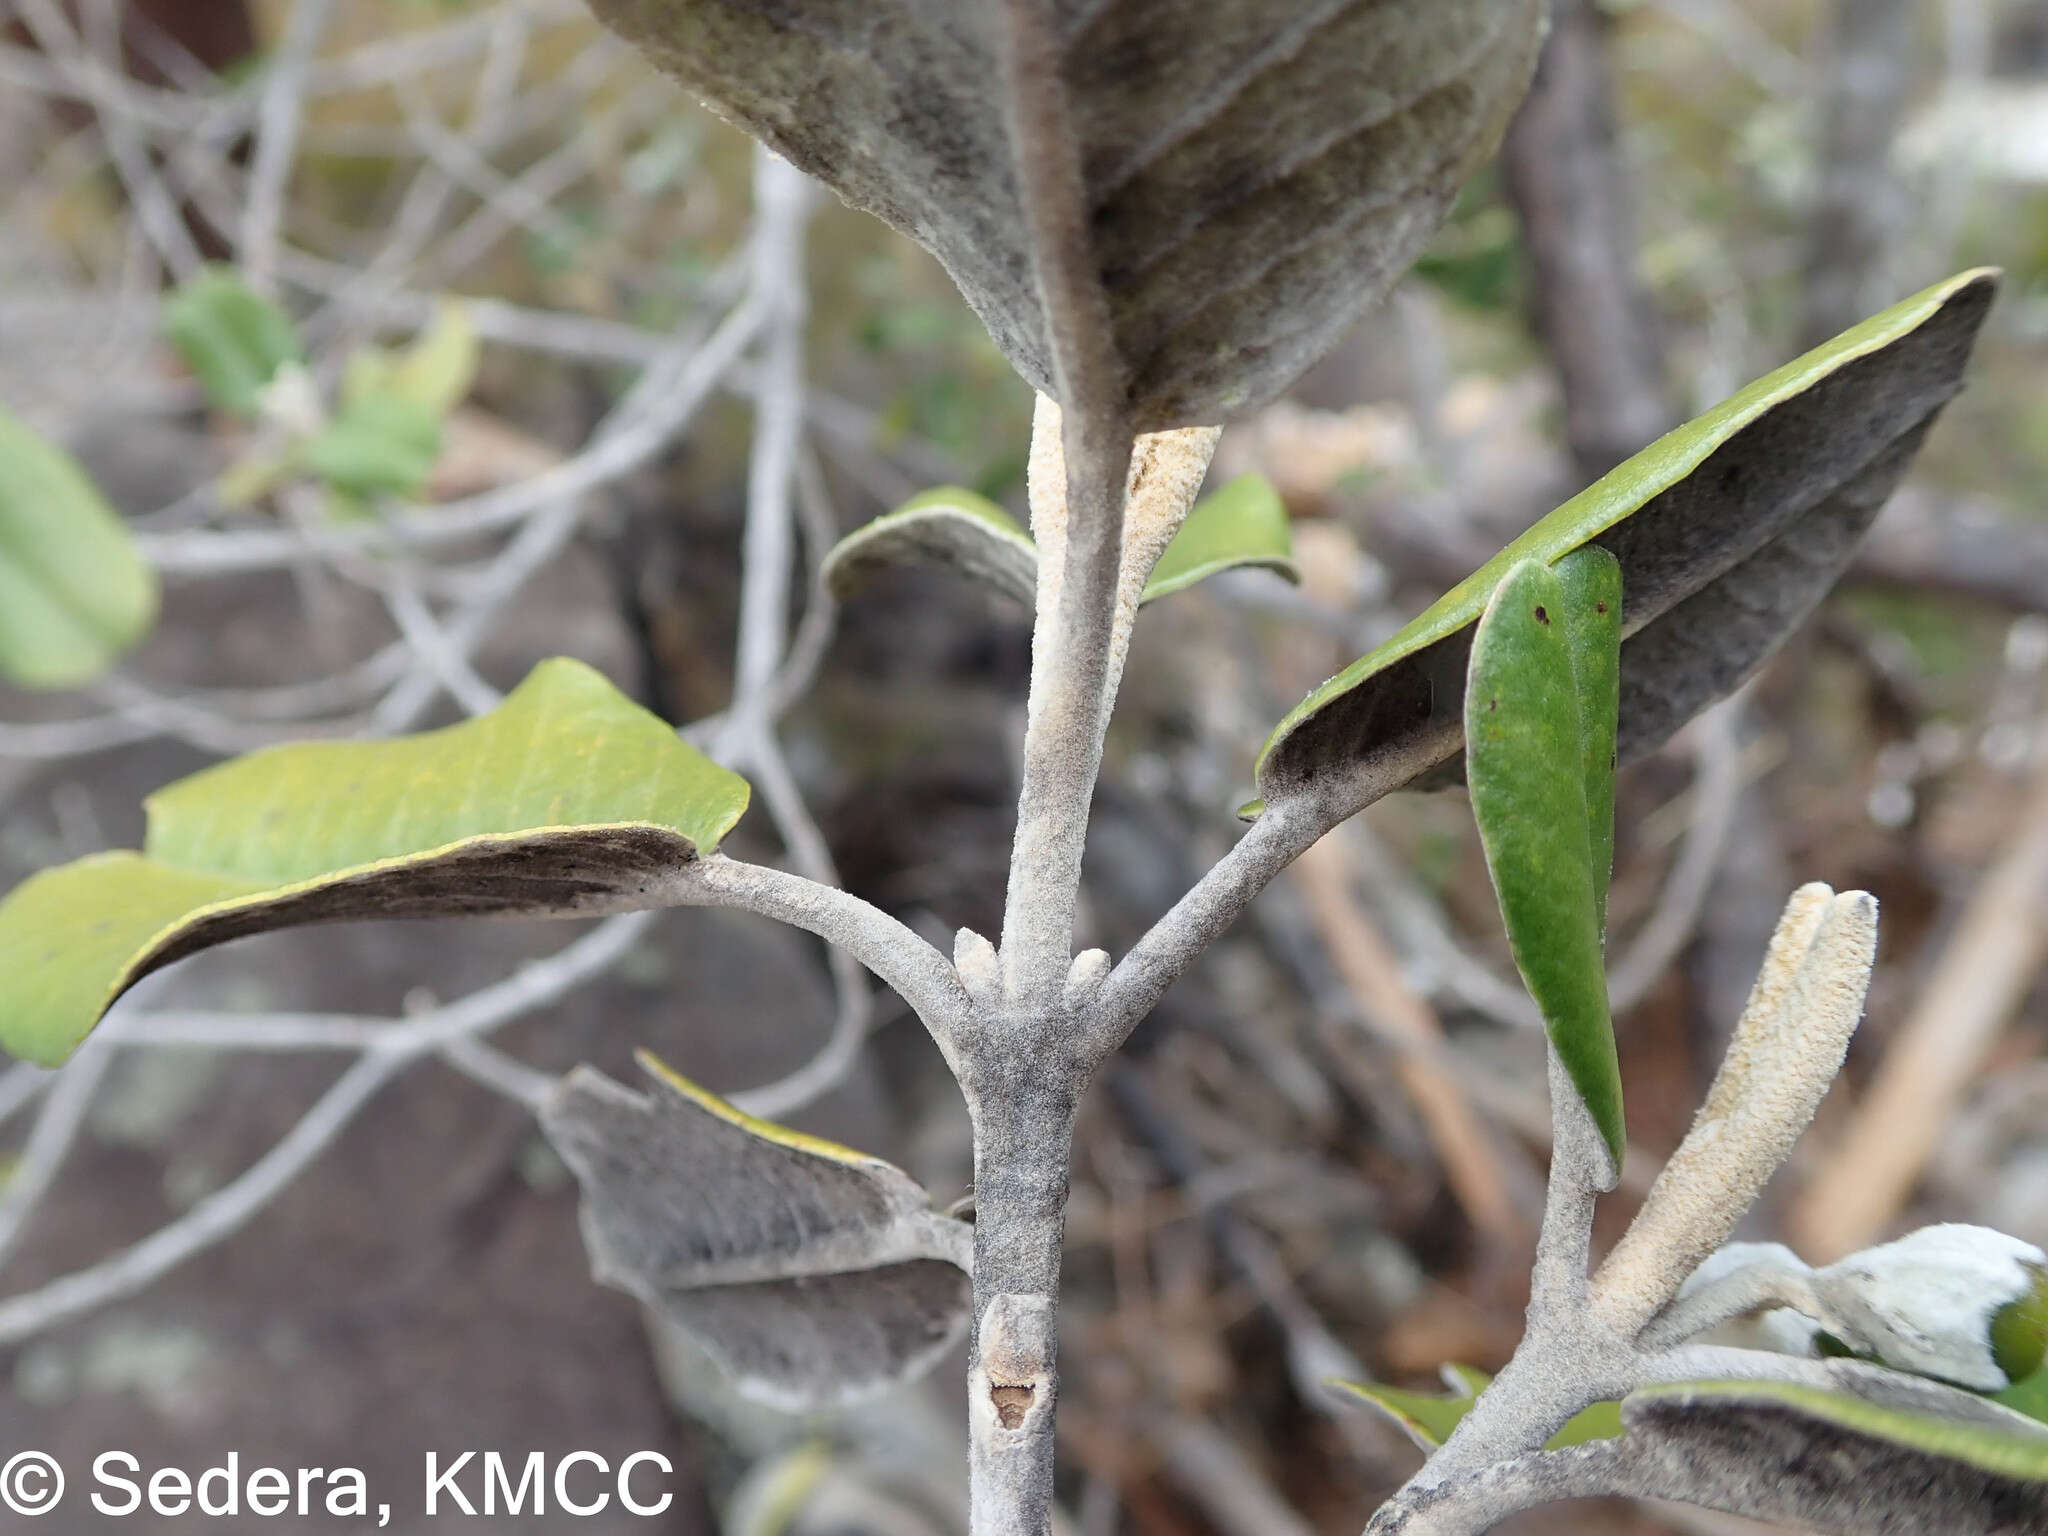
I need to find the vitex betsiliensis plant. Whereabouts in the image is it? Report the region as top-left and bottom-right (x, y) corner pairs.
(2, 2), (2041, 1531)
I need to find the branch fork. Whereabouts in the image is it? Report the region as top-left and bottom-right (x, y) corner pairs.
(1369, 883), (1887, 1530)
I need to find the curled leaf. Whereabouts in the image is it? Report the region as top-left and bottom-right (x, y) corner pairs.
(542, 1052), (972, 1408)
(0, 659), (748, 1066)
(822, 473), (1292, 610)
(822, 487), (1039, 607)
(1255, 269), (1997, 816)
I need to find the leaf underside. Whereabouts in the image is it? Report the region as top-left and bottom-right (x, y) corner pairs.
(0, 409), (159, 690)
(1615, 1379), (2048, 1533)
(588, 0), (1543, 427)
(0, 659), (748, 1066)
(1465, 553), (1626, 1170)
(1254, 268), (1999, 814)
(821, 487), (1040, 607)
(1350, 1364), (2048, 1531)
(542, 1052), (972, 1409)
(823, 475), (1296, 609)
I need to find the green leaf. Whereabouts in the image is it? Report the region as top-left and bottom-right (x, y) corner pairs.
(823, 473), (1295, 610)
(1466, 552), (1625, 1170)
(301, 390), (443, 499)
(1141, 474), (1297, 602)
(1618, 1378), (2048, 1531)
(1998, 1368), (2048, 1428)
(1333, 1380), (1479, 1451)
(162, 266), (303, 416)
(1254, 268), (1999, 814)
(1993, 1267), (2048, 1388)
(342, 303), (480, 418)
(1555, 549), (1622, 933)
(385, 303), (480, 415)
(0, 409), (159, 689)
(542, 1050), (971, 1409)
(0, 659), (748, 1066)
(821, 486), (1038, 607)
(1334, 1370), (1622, 1452)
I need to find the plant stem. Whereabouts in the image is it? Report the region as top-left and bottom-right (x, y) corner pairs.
(663, 855), (973, 1072)
(990, 0), (1133, 1005)
(1084, 795), (1326, 1054)
(999, 417), (1133, 1002)
(974, 8), (1133, 1519)
(962, 1066), (1081, 1536)
(1380, 1049), (1628, 1505)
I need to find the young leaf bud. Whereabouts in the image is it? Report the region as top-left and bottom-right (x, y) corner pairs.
(1063, 948), (1111, 1012)
(1813, 1224), (2048, 1391)
(954, 928), (1001, 1009)
(1989, 1262), (2048, 1385)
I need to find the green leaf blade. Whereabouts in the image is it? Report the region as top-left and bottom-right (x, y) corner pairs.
(143, 658), (744, 880)
(0, 659), (749, 1065)
(1335, 1369), (1623, 1452)
(162, 266), (304, 417)
(0, 409), (159, 689)
(1141, 473), (1297, 603)
(300, 391), (443, 499)
(1556, 547), (1622, 932)
(384, 302), (480, 416)
(1332, 1379), (1477, 1451)
(1466, 558), (1624, 1170)
(0, 855), (270, 1066)
(1999, 1368), (2048, 1428)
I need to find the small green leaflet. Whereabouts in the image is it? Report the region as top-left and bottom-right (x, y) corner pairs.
(821, 474), (1297, 608)
(163, 266), (304, 417)
(306, 304), (480, 500)
(1466, 551), (1626, 1171)
(0, 409), (159, 689)
(1334, 1369), (1622, 1452)
(302, 391), (443, 500)
(342, 303), (481, 417)
(0, 659), (749, 1067)
(1254, 268), (1998, 815)
(1140, 474), (1296, 600)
